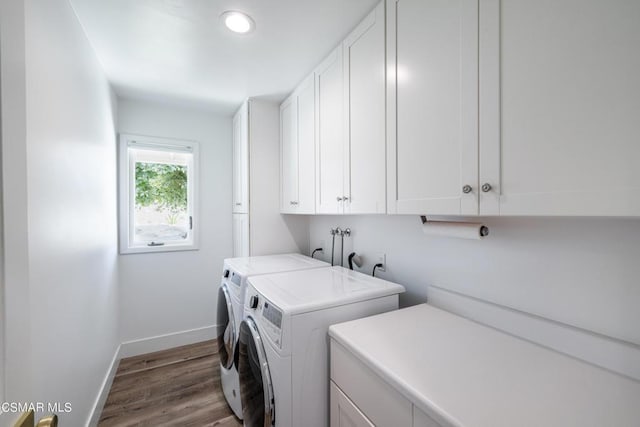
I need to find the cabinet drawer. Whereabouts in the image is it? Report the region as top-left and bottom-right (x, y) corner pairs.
(331, 381), (374, 427)
(331, 339), (412, 427)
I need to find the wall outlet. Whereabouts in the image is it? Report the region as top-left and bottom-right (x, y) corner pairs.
(372, 252), (386, 272)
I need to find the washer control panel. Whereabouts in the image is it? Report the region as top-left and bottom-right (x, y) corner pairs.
(230, 271), (241, 287)
(262, 301), (283, 329)
(248, 294), (283, 349)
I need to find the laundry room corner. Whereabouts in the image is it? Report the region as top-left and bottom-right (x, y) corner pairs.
(116, 98), (233, 352)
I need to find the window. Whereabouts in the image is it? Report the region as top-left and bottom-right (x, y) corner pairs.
(118, 134), (199, 254)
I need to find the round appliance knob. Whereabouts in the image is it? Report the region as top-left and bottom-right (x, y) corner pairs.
(249, 295), (259, 309)
(223, 269), (230, 278)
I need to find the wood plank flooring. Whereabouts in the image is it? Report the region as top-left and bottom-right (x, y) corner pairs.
(98, 340), (242, 426)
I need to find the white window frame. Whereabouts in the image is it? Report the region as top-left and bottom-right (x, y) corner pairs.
(118, 133), (199, 254)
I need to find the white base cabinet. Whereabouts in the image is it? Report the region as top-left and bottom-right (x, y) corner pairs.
(330, 382), (374, 427)
(330, 339), (432, 427)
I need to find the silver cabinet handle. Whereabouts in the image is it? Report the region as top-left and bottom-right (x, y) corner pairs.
(235, 202), (242, 206)
(462, 185), (472, 194)
(336, 196), (343, 201)
(343, 196), (349, 201)
(290, 201), (298, 205)
(481, 183), (492, 192)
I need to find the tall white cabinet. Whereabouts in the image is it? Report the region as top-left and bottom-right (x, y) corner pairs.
(232, 213), (249, 257)
(232, 99), (307, 257)
(232, 103), (249, 214)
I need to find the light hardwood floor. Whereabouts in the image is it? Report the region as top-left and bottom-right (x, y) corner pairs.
(98, 340), (242, 426)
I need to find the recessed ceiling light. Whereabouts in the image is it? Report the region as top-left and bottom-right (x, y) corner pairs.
(221, 11), (255, 34)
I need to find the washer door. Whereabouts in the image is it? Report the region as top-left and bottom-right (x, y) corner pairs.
(239, 317), (275, 427)
(217, 284), (236, 369)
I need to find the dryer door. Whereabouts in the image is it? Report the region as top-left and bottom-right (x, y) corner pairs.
(217, 284), (236, 369)
(239, 317), (275, 427)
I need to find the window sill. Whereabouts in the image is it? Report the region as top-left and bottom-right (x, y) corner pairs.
(119, 243), (199, 255)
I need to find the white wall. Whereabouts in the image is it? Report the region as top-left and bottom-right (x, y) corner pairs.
(0, 0), (119, 425)
(309, 215), (640, 347)
(117, 98), (232, 348)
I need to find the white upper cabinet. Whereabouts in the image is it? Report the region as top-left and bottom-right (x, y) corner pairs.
(280, 94), (298, 213)
(479, 0), (640, 216)
(386, 0), (479, 215)
(280, 74), (316, 214)
(232, 102), (249, 213)
(316, 46), (345, 214)
(314, 4), (387, 215)
(343, 2), (386, 214)
(288, 0), (640, 218)
(297, 74), (317, 213)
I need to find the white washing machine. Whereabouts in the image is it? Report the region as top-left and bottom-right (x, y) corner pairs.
(217, 253), (330, 419)
(238, 266), (405, 427)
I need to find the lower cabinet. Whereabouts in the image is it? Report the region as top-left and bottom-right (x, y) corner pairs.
(330, 382), (374, 427)
(330, 339), (442, 427)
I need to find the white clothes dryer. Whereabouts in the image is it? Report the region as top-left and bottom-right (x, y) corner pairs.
(217, 253), (329, 419)
(238, 266), (405, 427)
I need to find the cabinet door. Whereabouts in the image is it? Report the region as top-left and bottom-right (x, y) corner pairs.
(232, 213), (249, 257)
(280, 95), (298, 213)
(232, 103), (249, 213)
(316, 46), (345, 214)
(344, 3), (386, 214)
(330, 382), (374, 427)
(387, 0), (478, 215)
(296, 74), (317, 214)
(479, 0), (640, 216)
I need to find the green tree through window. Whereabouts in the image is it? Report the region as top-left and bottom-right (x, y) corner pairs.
(135, 162), (188, 224)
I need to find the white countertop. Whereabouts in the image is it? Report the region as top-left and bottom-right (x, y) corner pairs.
(328, 304), (640, 427)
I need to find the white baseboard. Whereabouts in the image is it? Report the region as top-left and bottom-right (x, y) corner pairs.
(86, 343), (121, 427)
(427, 285), (640, 381)
(119, 324), (217, 359)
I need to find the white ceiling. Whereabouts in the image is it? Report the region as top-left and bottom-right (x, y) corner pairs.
(69, 0), (380, 113)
